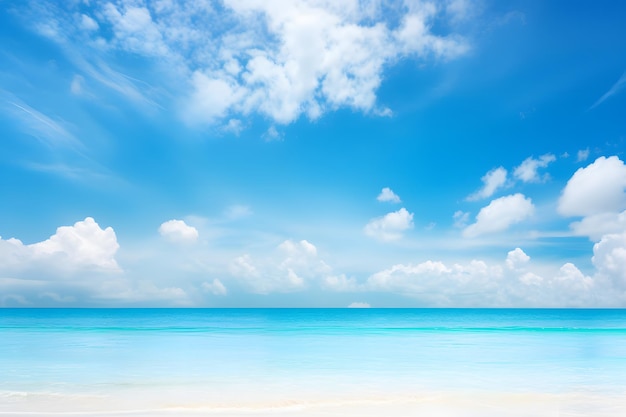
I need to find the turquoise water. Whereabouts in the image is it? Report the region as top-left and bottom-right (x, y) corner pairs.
(2, 309), (626, 415)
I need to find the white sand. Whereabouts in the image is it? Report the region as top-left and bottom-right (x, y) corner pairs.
(2, 390), (626, 417)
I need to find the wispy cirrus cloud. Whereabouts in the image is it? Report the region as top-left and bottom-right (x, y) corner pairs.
(590, 72), (626, 110)
(1, 94), (83, 150)
(365, 207), (414, 241)
(1, 91), (123, 183)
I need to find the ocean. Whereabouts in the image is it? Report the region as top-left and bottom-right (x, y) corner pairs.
(1, 308), (626, 416)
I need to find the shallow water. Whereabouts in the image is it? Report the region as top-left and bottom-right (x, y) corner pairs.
(1, 309), (626, 416)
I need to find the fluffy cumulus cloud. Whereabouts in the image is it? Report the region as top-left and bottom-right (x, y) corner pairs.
(0, 218), (194, 307)
(0, 218), (118, 306)
(467, 166), (507, 201)
(158, 219), (199, 243)
(364, 207), (414, 241)
(26, 0), (470, 126)
(366, 259), (503, 306)
(0, 217), (120, 272)
(364, 250), (604, 307)
(377, 187), (401, 203)
(229, 239), (350, 294)
(360, 223), (626, 306)
(557, 156), (626, 241)
(506, 247), (530, 270)
(592, 231), (626, 291)
(348, 301), (370, 308)
(463, 194), (534, 238)
(466, 154), (556, 203)
(558, 156), (626, 217)
(513, 154), (556, 183)
(569, 211), (626, 241)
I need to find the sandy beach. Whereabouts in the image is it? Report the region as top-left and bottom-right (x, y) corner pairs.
(2, 389), (626, 417)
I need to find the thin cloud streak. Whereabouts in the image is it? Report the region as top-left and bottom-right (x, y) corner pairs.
(589, 72), (626, 110)
(3, 98), (83, 151)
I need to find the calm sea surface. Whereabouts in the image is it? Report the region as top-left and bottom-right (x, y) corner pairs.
(1, 309), (626, 416)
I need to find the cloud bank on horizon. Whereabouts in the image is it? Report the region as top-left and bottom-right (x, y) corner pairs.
(1, 0), (626, 307)
(3, 154), (626, 307)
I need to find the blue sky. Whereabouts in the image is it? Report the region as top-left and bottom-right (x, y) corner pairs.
(1, 0), (626, 307)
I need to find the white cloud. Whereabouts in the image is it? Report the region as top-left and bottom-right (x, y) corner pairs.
(360, 228), (626, 306)
(230, 254), (260, 279)
(463, 194), (534, 238)
(0, 218), (198, 307)
(558, 156), (626, 217)
(518, 272), (543, 286)
(467, 166), (507, 201)
(185, 71), (245, 124)
(377, 187), (401, 203)
(70, 74), (84, 95)
(79, 14), (99, 31)
(506, 247), (530, 270)
(513, 154), (556, 183)
(366, 259), (503, 306)
(278, 239), (318, 258)
(223, 118), (244, 135)
(0, 218), (135, 306)
(231, 252), (306, 294)
(569, 211), (626, 240)
(102, 4), (169, 57)
(0, 217), (119, 272)
(263, 125), (283, 141)
(202, 278), (228, 295)
(92, 279), (190, 305)
(446, 0), (474, 22)
(75, 56), (157, 108)
(364, 251), (602, 307)
(224, 205), (252, 220)
(323, 274), (358, 292)
(21, 162), (117, 184)
(592, 231), (626, 290)
(4, 99), (82, 150)
(28, 0), (470, 127)
(348, 301), (370, 308)
(364, 208), (414, 241)
(30, 217), (119, 269)
(158, 219), (199, 243)
(230, 239), (350, 294)
(590, 72), (626, 110)
(554, 262), (593, 293)
(577, 148), (590, 162)
(393, 3), (468, 58)
(453, 210), (469, 228)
